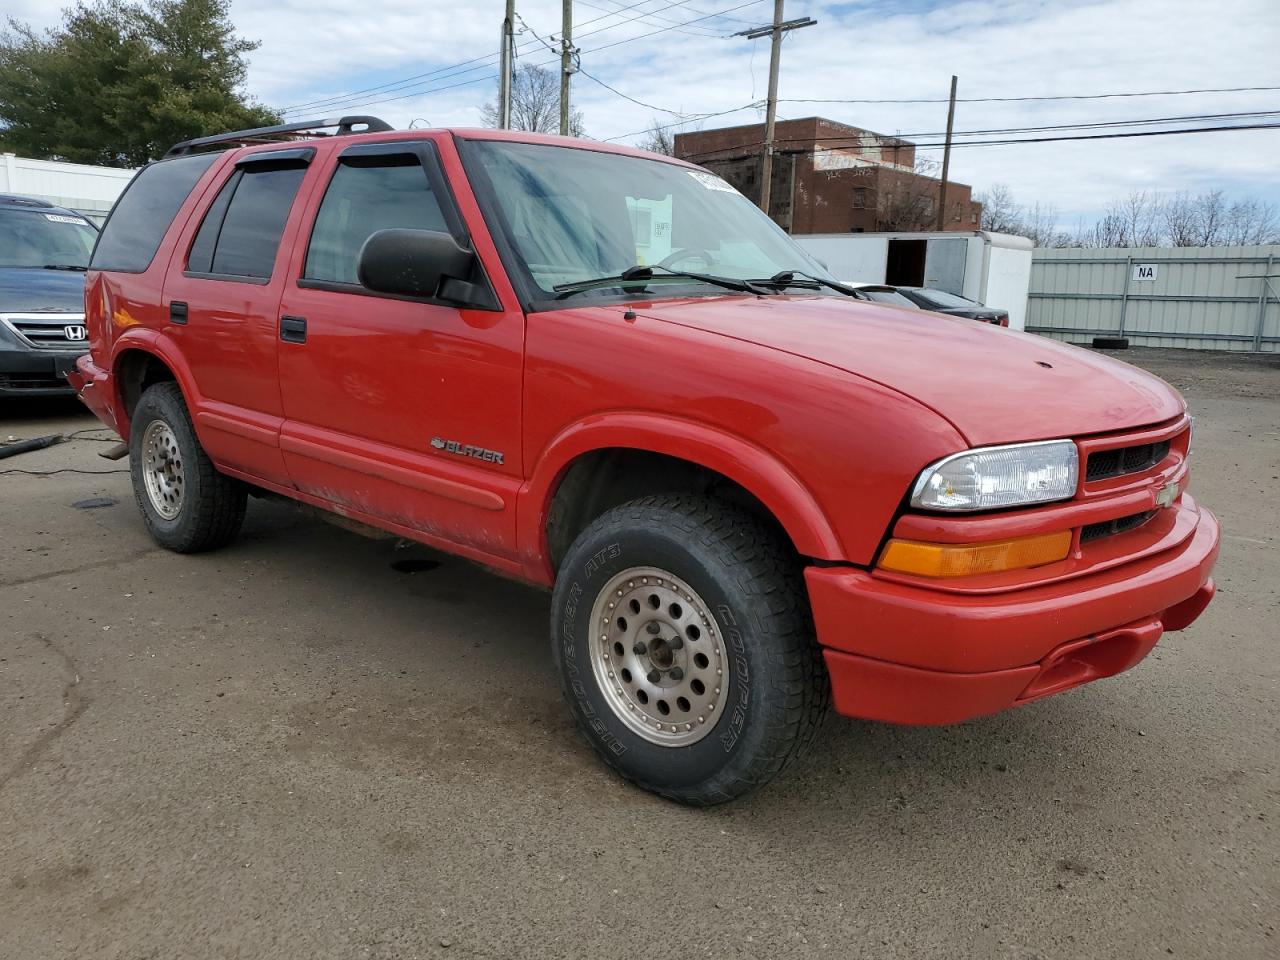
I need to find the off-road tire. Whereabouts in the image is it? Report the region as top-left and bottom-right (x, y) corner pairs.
(551, 494), (829, 805)
(129, 382), (246, 553)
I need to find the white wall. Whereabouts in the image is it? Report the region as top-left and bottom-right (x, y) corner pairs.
(0, 154), (136, 223)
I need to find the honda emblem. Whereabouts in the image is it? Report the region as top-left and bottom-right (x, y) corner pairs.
(64, 325), (87, 341)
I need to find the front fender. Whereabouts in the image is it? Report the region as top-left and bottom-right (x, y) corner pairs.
(517, 412), (845, 584)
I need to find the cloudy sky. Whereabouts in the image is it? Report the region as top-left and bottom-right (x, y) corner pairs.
(11, 0), (1280, 225)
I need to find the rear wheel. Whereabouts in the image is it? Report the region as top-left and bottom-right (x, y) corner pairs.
(551, 494), (829, 805)
(129, 382), (246, 553)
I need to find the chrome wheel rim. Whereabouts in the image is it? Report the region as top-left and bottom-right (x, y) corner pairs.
(141, 419), (184, 520)
(588, 566), (727, 747)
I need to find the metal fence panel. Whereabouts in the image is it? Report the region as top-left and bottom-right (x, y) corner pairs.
(1026, 245), (1279, 352)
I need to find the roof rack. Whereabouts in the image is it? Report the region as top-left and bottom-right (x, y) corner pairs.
(163, 115), (394, 159)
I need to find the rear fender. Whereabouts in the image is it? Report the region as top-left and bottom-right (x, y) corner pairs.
(108, 329), (203, 442)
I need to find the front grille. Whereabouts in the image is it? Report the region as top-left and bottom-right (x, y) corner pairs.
(1085, 440), (1171, 482)
(1081, 510), (1156, 543)
(1, 314), (88, 351)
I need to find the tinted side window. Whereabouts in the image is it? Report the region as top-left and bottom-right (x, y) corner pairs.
(91, 153), (219, 272)
(186, 171), (238, 274)
(187, 165), (306, 280)
(304, 159), (447, 285)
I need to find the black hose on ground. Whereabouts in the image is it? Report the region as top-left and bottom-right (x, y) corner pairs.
(0, 434), (66, 460)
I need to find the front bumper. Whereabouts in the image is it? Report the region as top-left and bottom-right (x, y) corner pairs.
(0, 347), (83, 396)
(808, 499), (1220, 725)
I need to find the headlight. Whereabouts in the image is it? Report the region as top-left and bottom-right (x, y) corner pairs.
(911, 439), (1079, 512)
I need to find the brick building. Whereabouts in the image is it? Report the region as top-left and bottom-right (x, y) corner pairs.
(673, 117), (982, 235)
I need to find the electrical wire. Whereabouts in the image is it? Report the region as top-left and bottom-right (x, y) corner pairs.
(280, 0), (693, 112)
(577, 68), (716, 117)
(283, 0), (762, 117)
(677, 121), (1280, 163)
(779, 85), (1280, 106)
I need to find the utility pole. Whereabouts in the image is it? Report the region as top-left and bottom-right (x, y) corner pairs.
(936, 75), (957, 231)
(497, 0), (515, 129)
(734, 4), (815, 221)
(559, 0), (574, 135)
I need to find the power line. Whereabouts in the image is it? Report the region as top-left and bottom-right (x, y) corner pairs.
(577, 0), (726, 36)
(679, 121), (1280, 162)
(779, 85), (1280, 106)
(282, 0), (707, 112)
(283, 0), (750, 117)
(577, 67), (715, 117)
(279, 0), (675, 113)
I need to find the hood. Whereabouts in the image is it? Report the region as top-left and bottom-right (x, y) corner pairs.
(634, 295), (1183, 447)
(0, 267), (87, 314)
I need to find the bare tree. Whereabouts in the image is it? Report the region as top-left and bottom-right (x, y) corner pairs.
(877, 158), (944, 231)
(637, 117), (675, 156)
(1192, 190), (1227, 245)
(1162, 192), (1199, 247)
(1223, 197), (1279, 245)
(480, 64), (585, 136)
(1076, 212), (1128, 248)
(976, 182), (1019, 233)
(1019, 202), (1071, 247)
(1113, 191), (1162, 247)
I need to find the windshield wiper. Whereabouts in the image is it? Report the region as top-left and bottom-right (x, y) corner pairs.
(752, 270), (861, 297)
(42, 263), (88, 272)
(554, 265), (770, 299)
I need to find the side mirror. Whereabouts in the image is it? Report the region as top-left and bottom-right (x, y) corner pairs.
(357, 228), (477, 301)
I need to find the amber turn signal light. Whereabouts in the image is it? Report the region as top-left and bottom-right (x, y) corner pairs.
(878, 530), (1072, 578)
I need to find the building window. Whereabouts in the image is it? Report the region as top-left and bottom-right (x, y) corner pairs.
(852, 187), (867, 209)
(971, 212), (978, 224)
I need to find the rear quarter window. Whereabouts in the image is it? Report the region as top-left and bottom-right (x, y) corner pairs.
(90, 153), (219, 273)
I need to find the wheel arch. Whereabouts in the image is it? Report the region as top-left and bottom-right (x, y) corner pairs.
(522, 414), (846, 581)
(110, 331), (200, 440)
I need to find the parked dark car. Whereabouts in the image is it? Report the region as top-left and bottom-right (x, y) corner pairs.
(0, 193), (98, 395)
(897, 286), (1009, 325)
(842, 283), (923, 310)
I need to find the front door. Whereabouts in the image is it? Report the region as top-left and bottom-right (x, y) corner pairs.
(275, 138), (525, 560)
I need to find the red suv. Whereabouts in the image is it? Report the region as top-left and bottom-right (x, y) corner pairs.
(71, 117), (1219, 804)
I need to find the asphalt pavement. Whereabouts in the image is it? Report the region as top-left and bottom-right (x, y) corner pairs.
(1, 347), (1276, 960)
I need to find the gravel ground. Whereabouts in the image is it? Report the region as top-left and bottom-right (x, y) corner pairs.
(0, 347), (1276, 960)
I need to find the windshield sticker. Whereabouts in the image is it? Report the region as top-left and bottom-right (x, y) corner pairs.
(44, 213), (90, 225)
(686, 170), (739, 194)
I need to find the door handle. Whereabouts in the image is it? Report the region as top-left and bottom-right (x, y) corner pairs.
(169, 301), (188, 325)
(280, 315), (307, 343)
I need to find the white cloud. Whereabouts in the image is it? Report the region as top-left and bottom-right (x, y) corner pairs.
(7, 0), (1279, 223)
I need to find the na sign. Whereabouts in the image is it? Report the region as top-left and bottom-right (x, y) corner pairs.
(1132, 263), (1159, 281)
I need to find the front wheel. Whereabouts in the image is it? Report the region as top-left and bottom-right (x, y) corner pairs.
(551, 495), (829, 805)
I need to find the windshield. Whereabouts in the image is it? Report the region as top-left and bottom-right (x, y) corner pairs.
(0, 208), (97, 268)
(914, 288), (977, 309)
(466, 140), (835, 299)
(860, 289), (920, 308)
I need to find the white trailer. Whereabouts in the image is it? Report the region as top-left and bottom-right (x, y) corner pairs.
(794, 230), (1034, 330)
(1, 153), (136, 225)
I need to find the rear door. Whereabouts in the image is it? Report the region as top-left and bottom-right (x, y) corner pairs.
(275, 138), (525, 559)
(161, 148), (314, 484)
